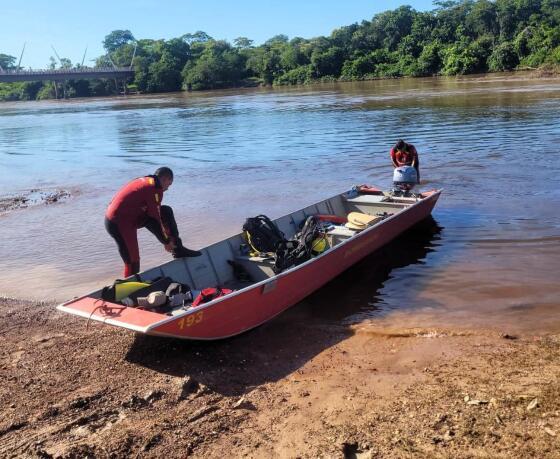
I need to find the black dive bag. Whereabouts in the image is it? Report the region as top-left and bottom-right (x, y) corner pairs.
(274, 216), (320, 274)
(243, 215), (286, 253)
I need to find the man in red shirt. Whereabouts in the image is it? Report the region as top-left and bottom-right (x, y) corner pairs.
(390, 139), (420, 182)
(105, 167), (201, 277)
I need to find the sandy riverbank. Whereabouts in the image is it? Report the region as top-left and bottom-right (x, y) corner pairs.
(1, 297), (559, 458)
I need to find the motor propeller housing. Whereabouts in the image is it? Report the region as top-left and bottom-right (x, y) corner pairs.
(392, 166), (418, 195)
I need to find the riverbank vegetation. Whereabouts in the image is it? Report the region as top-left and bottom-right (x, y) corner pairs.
(1, 0), (559, 101)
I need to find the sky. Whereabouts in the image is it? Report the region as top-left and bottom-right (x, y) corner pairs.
(2, 0), (436, 69)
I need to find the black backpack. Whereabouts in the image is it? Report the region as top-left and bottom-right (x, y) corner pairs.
(274, 216), (321, 273)
(243, 215), (286, 253)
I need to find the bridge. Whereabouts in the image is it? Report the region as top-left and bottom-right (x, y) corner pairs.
(0, 66), (135, 83)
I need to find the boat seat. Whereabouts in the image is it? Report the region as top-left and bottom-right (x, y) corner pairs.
(344, 194), (390, 204)
(234, 255), (276, 280)
(235, 254), (275, 263)
(344, 194), (405, 215)
(326, 226), (356, 246)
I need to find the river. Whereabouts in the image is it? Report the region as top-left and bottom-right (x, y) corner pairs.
(1, 74), (559, 332)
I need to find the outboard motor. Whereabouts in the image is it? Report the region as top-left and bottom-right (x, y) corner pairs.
(392, 166), (418, 196)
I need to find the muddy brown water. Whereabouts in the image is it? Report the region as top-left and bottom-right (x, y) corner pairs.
(0, 74), (559, 333)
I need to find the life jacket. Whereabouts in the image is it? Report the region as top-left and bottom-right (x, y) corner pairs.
(192, 287), (233, 306)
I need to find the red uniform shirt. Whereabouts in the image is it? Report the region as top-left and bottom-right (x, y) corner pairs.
(390, 143), (418, 167)
(105, 176), (165, 230)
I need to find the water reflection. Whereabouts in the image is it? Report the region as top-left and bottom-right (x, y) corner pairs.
(303, 217), (443, 323)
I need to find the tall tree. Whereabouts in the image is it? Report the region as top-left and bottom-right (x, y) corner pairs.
(181, 31), (213, 45)
(0, 54), (16, 70)
(103, 30), (135, 53)
(234, 37), (254, 49)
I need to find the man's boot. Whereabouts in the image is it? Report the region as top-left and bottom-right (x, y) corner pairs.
(172, 238), (202, 258)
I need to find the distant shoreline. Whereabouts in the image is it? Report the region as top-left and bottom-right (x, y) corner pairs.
(1, 68), (559, 104)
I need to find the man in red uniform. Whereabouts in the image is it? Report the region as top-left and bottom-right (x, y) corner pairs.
(105, 167), (201, 277)
(390, 139), (420, 182)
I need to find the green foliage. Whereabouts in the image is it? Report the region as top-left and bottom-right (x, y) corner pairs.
(36, 83), (56, 100)
(265, 35), (289, 45)
(20, 81), (43, 100)
(0, 54), (16, 70)
(246, 44), (283, 85)
(550, 46), (560, 64)
(515, 22), (560, 67)
(90, 79), (115, 96)
(439, 32), (492, 75)
(466, 0), (499, 37)
(130, 38), (192, 92)
(0, 82), (25, 101)
(103, 30), (135, 53)
(520, 48), (550, 67)
(310, 46), (345, 77)
(275, 65), (313, 85)
(417, 41), (444, 75)
(182, 40), (245, 90)
(370, 6), (416, 51)
(496, 0), (517, 39)
(234, 37), (254, 49)
(488, 41), (519, 70)
(148, 58), (182, 92)
(542, 0), (560, 25)
(181, 31), (213, 45)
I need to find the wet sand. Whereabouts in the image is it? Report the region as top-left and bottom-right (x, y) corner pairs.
(2, 297), (559, 458)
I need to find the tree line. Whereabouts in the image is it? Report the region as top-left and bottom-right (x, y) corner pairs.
(1, 0), (559, 101)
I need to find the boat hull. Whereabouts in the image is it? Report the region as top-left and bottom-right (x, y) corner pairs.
(58, 190), (441, 340)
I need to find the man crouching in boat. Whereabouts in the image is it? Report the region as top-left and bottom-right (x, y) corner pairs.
(105, 167), (201, 277)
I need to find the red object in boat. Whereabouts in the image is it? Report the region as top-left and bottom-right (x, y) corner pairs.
(58, 187), (442, 340)
(192, 287), (233, 307)
(315, 214), (347, 224)
(356, 185), (383, 195)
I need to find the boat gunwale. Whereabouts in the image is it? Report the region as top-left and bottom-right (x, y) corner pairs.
(55, 304), (150, 333)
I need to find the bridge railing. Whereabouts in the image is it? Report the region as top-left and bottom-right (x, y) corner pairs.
(0, 67), (134, 75)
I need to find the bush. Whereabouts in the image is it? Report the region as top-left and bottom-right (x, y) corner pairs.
(549, 46), (560, 64)
(375, 62), (402, 78)
(520, 48), (549, 67)
(488, 42), (519, 71)
(275, 65), (313, 85)
(36, 84), (57, 100)
(417, 42), (443, 75)
(0, 82), (44, 101)
(442, 40), (489, 75)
